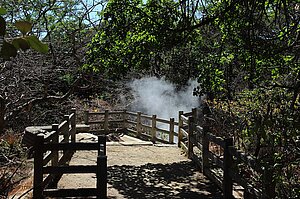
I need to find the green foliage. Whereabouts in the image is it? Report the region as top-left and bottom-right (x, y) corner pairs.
(84, 0), (187, 79)
(84, 1), (299, 197)
(59, 73), (74, 85)
(0, 8), (49, 60)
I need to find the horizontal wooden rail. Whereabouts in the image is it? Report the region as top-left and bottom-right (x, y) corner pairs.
(126, 111), (138, 116)
(140, 114), (152, 120)
(206, 133), (225, 148)
(31, 109), (107, 199)
(126, 120), (137, 125)
(204, 168), (223, 190)
(44, 142), (99, 151)
(43, 165), (97, 174)
(156, 117), (171, 123)
(180, 115), (189, 123)
(207, 151), (224, 169)
(44, 188), (99, 197)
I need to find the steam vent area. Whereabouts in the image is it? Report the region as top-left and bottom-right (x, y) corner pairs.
(17, 109), (244, 199)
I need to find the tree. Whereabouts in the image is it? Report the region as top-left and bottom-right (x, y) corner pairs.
(0, 7), (49, 133)
(84, 0), (202, 84)
(85, 0), (299, 196)
(0, 0), (106, 133)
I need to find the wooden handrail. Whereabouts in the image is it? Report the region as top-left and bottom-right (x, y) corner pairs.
(31, 109), (107, 198)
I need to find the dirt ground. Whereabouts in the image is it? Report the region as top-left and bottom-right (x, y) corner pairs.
(10, 133), (223, 198)
(57, 133), (223, 198)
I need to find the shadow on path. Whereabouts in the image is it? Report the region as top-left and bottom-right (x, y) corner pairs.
(108, 161), (222, 199)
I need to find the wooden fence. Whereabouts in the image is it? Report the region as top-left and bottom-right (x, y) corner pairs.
(83, 110), (196, 144)
(83, 109), (275, 198)
(23, 109), (107, 198)
(182, 115), (275, 199)
(25, 108), (276, 199)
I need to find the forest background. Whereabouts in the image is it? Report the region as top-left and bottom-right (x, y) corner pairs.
(0, 0), (299, 198)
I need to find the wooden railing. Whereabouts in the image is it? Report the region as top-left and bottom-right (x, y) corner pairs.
(83, 110), (193, 144)
(24, 109), (107, 198)
(93, 108), (273, 198)
(183, 115), (274, 199)
(25, 107), (276, 199)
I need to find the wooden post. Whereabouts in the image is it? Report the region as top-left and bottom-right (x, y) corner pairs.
(262, 162), (275, 199)
(223, 138), (234, 199)
(48, 124), (59, 189)
(169, 118), (174, 144)
(202, 126), (209, 174)
(51, 124), (59, 166)
(188, 116), (194, 159)
(104, 110), (109, 132)
(70, 108), (76, 143)
(137, 112), (142, 137)
(192, 108), (197, 123)
(151, 115), (157, 143)
(33, 135), (44, 198)
(97, 134), (107, 198)
(64, 115), (70, 142)
(178, 111), (183, 147)
(98, 135), (106, 156)
(84, 110), (89, 125)
(122, 110), (127, 131)
(63, 115), (70, 159)
(97, 155), (107, 199)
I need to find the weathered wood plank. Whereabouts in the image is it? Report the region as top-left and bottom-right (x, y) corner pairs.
(156, 118), (170, 124)
(43, 152), (55, 166)
(44, 188), (99, 197)
(108, 119), (124, 123)
(88, 112), (105, 116)
(88, 120), (104, 124)
(43, 165), (97, 174)
(126, 111), (138, 116)
(196, 126), (204, 137)
(207, 151), (224, 169)
(180, 128), (188, 138)
(126, 120), (137, 125)
(44, 142), (99, 151)
(180, 115), (189, 123)
(204, 168), (223, 190)
(183, 112), (193, 117)
(140, 114), (152, 120)
(180, 141), (188, 153)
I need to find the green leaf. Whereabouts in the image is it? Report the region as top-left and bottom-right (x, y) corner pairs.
(25, 35), (49, 53)
(0, 8), (7, 15)
(0, 41), (17, 60)
(15, 21), (32, 35)
(12, 38), (30, 50)
(0, 16), (6, 36)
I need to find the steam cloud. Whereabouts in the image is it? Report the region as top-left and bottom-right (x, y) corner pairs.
(128, 77), (200, 120)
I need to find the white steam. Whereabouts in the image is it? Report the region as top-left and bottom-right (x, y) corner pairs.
(128, 77), (200, 120)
